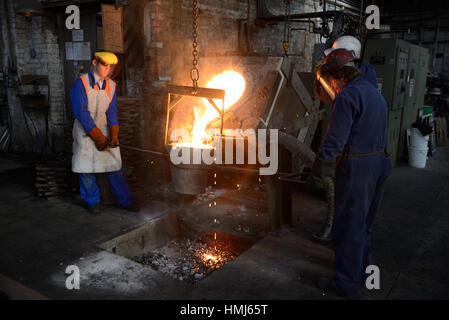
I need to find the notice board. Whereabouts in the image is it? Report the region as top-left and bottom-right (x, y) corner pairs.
(101, 4), (124, 54)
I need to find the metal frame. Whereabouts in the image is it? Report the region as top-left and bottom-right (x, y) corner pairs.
(164, 85), (226, 150)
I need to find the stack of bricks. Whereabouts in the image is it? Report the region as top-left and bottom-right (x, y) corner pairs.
(35, 157), (77, 200)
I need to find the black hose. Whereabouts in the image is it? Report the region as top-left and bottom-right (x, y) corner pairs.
(18, 86), (42, 153)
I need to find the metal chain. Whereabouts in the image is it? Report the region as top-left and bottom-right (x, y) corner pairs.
(283, 0), (292, 56)
(191, 0), (200, 93)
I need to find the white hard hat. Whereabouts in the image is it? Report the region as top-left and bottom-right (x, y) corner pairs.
(324, 35), (362, 58)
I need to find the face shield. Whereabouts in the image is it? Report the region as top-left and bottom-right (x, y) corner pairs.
(313, 49), (358, 103)
(93, 52), (119, 79)
(313, 61), (337, 102)
(108, 61), (120, 80)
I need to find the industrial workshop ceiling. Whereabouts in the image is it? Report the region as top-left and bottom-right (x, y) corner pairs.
(375, 0), (449, 33)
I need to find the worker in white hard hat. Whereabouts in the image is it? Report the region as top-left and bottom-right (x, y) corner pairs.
(70, 51), (139, 215)
(310, 48), (392, 299)
(324, 35), (377, 89)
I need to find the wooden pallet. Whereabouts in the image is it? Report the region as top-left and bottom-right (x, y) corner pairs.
(435, 117), (448, 147)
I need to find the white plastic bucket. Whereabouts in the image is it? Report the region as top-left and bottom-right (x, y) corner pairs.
(409, 127), (429, 149)
(409, 146), (428, 168)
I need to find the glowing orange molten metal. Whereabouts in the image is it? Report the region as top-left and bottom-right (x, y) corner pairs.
(203, 254), (218, 262)
(176, 70), (246, 148)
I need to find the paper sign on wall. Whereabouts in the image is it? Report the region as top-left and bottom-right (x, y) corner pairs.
(72, 29), (84, 42)
(65, 41), (91, 60)
(65, 42), (74, 60)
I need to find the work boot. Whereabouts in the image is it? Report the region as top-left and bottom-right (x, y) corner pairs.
(120, 202), (140, 213)
(316, 277), (359, 300)
(268, 225), (291, 238)
(88, 203), (100, 215)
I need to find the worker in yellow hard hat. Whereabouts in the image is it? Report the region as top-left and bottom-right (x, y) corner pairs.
(69, 51), (139, 214)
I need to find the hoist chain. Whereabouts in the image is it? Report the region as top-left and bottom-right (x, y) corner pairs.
(283, 0), (292, 56)
(191, 0), (200, 93)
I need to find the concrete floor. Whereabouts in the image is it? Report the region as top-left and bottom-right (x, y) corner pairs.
(0, 147), (449, 300)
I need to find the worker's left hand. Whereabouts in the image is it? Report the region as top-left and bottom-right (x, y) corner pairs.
(109, 125), (119, 148)
(306, 157), (336, 190)
(305, 173), (325, 191)
(109, 138), (118, 148)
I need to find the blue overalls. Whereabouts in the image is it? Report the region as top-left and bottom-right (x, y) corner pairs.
(70, 70), (132, 208)
(360, 60), (378, 89)
(318, 77), (392, 298)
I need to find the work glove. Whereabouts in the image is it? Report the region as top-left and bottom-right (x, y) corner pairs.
(305, 157), (336, 190)
(108, 125), (119, 148)
(87, 127), (109, 151)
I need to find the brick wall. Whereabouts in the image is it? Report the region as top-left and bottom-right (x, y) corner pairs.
(17, 13), (66, 152)
(1, 0), (66, 153)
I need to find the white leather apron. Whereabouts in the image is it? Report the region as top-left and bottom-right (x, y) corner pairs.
(72, 74), (122, 173)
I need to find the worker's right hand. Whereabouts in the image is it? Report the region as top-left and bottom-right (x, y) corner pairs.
(87, 127), (109, 151)
(313, 157), (336, 179)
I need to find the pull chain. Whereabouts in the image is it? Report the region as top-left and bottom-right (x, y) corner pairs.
(191, 0), (200, 94)
(283, 0), (292, 56)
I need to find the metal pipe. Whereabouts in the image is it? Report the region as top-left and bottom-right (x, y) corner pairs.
(368, 29), (412, 34)
(201, 52), (303, 57)
(247, 0), (251, 52)
(359, 0), (364, 36)
(418, 24), (423, 46)
(212, 165), (308, 180)
(290, 19), (316, 30)
(257, 10), (359, 21)
(381, 14), (449, 25)
(381, 10), (449, 18)
(0, 0), (11, 69)
(118, 144), (167, 157)
(333, 0), (360, 12)
(432, 19), (440, 68)
(4, 0), (19, 71)
(118, 143), (312, 179)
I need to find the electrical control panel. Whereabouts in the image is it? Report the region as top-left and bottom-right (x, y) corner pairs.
(364, 39), (428, 165)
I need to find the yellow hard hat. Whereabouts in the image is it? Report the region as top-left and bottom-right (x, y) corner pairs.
(94, 51), (118, 65)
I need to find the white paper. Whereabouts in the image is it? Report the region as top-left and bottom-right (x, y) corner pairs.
(80, 42), (91, 60)
(72, 42), (82, 60)
(72, 42), (91, 61)
(72, 29), (84, 42)
(65, 42), (74, 60)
